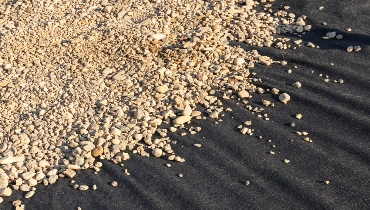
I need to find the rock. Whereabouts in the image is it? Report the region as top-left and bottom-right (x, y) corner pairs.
(110, 127), (121, 136)
(112, 71), (126, 80)
(79, 185), (89, 190)
(19, 184), (30, 192)
(0, 155), (25, 164)
(103, 6), (113, 13)
(35, 173), (46, 181)
(48, 175), (58, 184)
(279, 93), (291, 104)
(81, 141), (95, 152)
(21, 172), (35, 180)
(28, 178), (37, 187)
(292, 82), (302, 88)
(117, 10), (126, 18)
(209, 111), (219, 119)
(39, 160), (50, 168)
(238, 90), (249, 98)
(121, 152), (130, 160)
(173, 115), (191, 125)
(155, 85), (168, 93)
(235, 58), (245, 65)
(75, 156), (85, 166)
(63, 169), (76, 178)
(152, 148), (162, 157)
(25, 191), (35, 199)
(151, 34), (166, 40)
(183, 105), (192, 116)
(91, 146), (103, 157)
(0, 187), (12, 196)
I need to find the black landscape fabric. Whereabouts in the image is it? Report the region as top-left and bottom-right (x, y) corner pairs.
(2, 0), (370, 209)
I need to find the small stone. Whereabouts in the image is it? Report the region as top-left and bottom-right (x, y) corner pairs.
(209, 111), (219, 119)
(279, 93), (291, 104)
(19, 184), (30, 192)
(152, 148), (162, 157)
(48, 175), (58, 184)
(110, 127), (121, 136)
(151, 34), (166, 41)
(324, 180), (330, 185)
(183, 105), (192, 116)
(284, 159), (290, 164)
(245, 181), (250, 185)
(238, 90), (249, 98)
(28, 178), (37, 187)
(336, 34), (343, 39)
(155, 85), (168, 93)
(91, 146), (103, 157)
(296, 114), (302, 119)
(117, 10), (127, 18)
(25, 191), (35, 199)
(111, 181), (118, 187)
(193, 144), (201, 148)
(173, 115), (191, 125)
(178, 174), (183, 178)
(234, 58), (245, 65)
(347, 46), (353, 52)
(354, 46), (361, 52)
(79, 185), (89, 190)
(63, 169), (76, 178)
(292, 82), (302, 88)
(0, 187), (12, 196)
(290, 122), (296, 127)
(13, 200), (22, 207)
(103, 6), (113, 13)
(93, 185), (97, 190)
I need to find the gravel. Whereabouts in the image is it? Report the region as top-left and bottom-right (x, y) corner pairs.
(0, 0), (319, 203)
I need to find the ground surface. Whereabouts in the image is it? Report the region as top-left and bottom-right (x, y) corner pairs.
(2, 0), (370, 209)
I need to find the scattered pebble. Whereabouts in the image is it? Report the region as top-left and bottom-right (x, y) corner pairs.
(178, 174), (183, 178)
(296, 114), (303, 119)
(292, 82), (302, 88)
(79, 185), (89, 191)
(284, 159), (291, 164)
(279, 93), (291, 104)
(111, 181), (118, 187)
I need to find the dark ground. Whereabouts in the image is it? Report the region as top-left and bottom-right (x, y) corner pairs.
(2, 0), (370, 209)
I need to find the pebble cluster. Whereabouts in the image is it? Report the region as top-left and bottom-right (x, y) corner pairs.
(0, 0), (325, 204)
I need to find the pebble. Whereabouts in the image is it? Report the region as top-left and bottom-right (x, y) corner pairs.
(79, 185), (89, 191)
(292, 82), (302, 88)
(279, 93), (291, 104)
(152, 148), (163, 158)
(235, 58), (245, 65)
(354, 46), (361, 51)
(173, 115), (191, 125)
(347, 46), (353, 52)
(63, 169), (76, 178)
(296, 114), (303, 119)
(25, 190), (35, 199)
(151, 34), (166, 41)
(238, 90), (250, 98)
(0, 187), (12, 196)
(156, 85), (169, 93)
(111, 181), (118, 187)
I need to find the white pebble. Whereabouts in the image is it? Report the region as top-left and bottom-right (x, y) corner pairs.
(279, 93), (291, 104)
